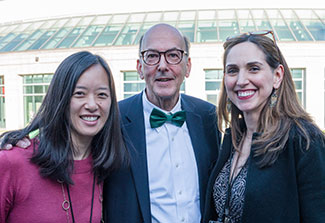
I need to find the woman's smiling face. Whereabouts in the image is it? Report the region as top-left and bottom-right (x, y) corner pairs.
(224, 41), (283, 119)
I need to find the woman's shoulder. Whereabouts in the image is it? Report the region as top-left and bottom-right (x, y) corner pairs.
(289, 119), (324, 143)
(0, 143), (36, 169)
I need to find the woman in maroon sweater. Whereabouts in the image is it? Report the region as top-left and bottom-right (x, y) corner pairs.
(0, 51), (128, 222)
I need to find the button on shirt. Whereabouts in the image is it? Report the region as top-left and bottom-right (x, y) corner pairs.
(142, 92), (201, 223)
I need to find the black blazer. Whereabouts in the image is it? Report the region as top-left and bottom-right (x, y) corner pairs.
(203, 124), (325, 223)
(103, 92), (221, 223)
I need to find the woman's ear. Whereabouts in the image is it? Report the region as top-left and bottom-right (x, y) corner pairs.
(273, 64), (284, 89)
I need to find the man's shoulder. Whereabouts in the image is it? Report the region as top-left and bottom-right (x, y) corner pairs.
(181, 94), (216, 111)
(118, 93), (142, 108)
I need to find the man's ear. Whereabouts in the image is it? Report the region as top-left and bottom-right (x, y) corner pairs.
(136, 59), (144, 80)
(185, 57), (191, 78)
(273, 64), (284, 89)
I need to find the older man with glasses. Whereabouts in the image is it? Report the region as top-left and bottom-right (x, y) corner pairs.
(103, 23), (221, 223)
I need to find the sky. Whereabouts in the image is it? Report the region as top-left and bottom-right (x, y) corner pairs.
(0, 0), (324, 23)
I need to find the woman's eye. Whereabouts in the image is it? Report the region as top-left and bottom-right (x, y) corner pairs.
(250, 66), (260, 72)
(98, 93), (108, 98)
(73, 91), (84, 96)
(226, 68), (238, 74)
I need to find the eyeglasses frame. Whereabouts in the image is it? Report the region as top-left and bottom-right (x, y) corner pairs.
(140, 48), (188, 66)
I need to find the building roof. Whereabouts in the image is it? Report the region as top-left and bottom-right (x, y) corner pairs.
(0, 8), (324, 53)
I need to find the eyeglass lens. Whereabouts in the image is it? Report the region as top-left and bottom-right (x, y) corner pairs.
(143, 49), (183, 65)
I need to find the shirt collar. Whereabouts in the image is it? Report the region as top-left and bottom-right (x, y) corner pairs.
(142, 89), (182, 116)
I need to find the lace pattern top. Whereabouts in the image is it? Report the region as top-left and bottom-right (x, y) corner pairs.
(212, 153), (249, 223)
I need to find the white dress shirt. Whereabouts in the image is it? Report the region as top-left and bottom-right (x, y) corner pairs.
(142, 92), (201, 223)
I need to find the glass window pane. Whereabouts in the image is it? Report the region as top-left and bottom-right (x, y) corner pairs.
(163, 12), (179, 21)
(205, 82), (220, 91)
(207, 94), (218, 105)
(197, 21), (217, 43)
(34, 85), (43, 94)
(73, 25), (104, 47)
(111, 14), (129, 24)
(218, 20), (240, 41)
(178, 22), (195, 42)
(266, 9), (282, 19)
(302, 20), (325, 41)
(78, 16), (95, 26)
(251, 10), (268, 19)
(314, 10), (325, 20)
(291, 69), (302, 78)
(0, 33), (17, 49)
(239, 20), (256, 33)
(145, 12), (162, 22)
(272, 20), (295, 41)
(91, 15), (111, 25)
(124, 83), (145, 92)
(179, 11), (196, 21)
(24, 86), (33, 94)
(134, 23), (159, 44)
(29, 30), (57, 50)
(114, 24), (140, 45)
(57, 27), (85, 48)
(0, 33), (28, 52)
(198, 10), (216, 20)
(280, 9), (296, 19)
(23, 75), (33, 84)
(24, 96), (34, 124)
(217, 10), (236, 20)
(52, 18), (69, 28)
(16, 30), (45, 51)
(93, 25), (122, 46)
(288, 21), (313, 41)
(205, 70), (223, 79)
(123, 71), (145, 99)
(129, 13), (145, 23)
(124, 71), (140, 81)
(237, 10), (253, 19)
(295, 10), (318, 19)
(255, 20), (272, 31)
(41, 28), (72, 49)
(294, 81), (302, 90)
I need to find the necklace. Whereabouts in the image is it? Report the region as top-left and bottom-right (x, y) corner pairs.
(60, 175), (98, 223)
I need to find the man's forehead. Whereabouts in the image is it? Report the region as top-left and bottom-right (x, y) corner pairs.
(142, 33), (185, 51)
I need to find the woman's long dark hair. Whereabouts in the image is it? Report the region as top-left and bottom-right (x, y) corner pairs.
(1, 51), (128, 184)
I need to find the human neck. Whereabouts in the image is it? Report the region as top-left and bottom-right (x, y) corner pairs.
(71, 134), (92, 160)
(243, 113), (258, 137)
(146, 91), (179, 112)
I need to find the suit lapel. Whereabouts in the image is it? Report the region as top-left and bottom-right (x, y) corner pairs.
(122, 93), (151, 223)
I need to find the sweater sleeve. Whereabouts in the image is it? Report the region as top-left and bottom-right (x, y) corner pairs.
(0, 151), (15, 222)
(295, 135), (325, 222)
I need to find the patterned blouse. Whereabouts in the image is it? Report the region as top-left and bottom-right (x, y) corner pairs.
(212, 153), (249, 223)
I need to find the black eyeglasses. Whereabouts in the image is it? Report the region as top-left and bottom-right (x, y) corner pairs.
(140, 49), (188, 66)
(227, 30), (277, 44)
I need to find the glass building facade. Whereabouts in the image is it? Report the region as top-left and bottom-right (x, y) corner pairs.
(0, 8), (324, 130)
(0, 9), (324, 52)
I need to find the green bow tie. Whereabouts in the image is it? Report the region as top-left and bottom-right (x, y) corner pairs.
(149, 108), (186, 128)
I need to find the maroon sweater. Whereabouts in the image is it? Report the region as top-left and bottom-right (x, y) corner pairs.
(0, 142), (103, 222)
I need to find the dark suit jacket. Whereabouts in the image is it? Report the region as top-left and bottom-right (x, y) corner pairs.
(103, 92), (220, 223)
(203, 124), (325, 223)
